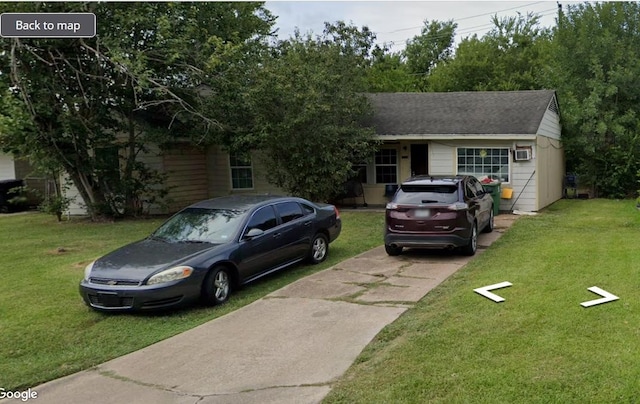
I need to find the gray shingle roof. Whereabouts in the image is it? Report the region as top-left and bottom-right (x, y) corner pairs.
(365, 90), (557, 136)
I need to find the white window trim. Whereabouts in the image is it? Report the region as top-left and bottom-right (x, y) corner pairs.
(455, 146), (511, 184)
(229, 153), (255, 190)
(374, 146), (399, 184)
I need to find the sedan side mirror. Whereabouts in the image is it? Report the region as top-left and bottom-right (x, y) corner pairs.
(244, 228), (264, 239)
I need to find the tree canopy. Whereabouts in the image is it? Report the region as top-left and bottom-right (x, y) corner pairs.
(0, 2), (275, 219)
(551, 2), (640, 198)
(427, 13), (552, 91)
(403, 19), (457, 91)
(246, 23), (378, 201)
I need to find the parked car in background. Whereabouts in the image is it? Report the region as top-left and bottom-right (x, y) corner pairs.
(80, 195), (341, 311)
(384, 175), (493, 256)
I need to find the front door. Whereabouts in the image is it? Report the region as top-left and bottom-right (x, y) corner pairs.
(411, 144), (428, 176)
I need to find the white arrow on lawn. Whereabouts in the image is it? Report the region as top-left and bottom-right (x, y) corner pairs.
(473, 281), (512, 303)
(580, 286), (619, 308)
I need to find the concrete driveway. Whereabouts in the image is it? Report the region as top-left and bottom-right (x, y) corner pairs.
(32, 215), (518, 404)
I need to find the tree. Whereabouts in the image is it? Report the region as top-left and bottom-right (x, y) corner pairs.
(365, 45), (414, 92)
(0, 2), (274, 219)
(403, 19), (457, 91)
(246, 22), (378, 201)
(551, 2), (640, 197)
(428, 13), (552, 91)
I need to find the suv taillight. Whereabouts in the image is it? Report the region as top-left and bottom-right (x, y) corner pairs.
(447, 202), (469, 211)
(386, 202), (397, 210)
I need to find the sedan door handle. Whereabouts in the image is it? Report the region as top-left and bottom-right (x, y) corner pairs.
(273, 232), (282, 238)
(304, 221), (312, 226)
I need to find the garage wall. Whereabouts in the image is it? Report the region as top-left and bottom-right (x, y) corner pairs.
(536, 136), (564, 210)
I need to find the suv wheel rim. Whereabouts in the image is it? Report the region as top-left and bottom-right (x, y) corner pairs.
(471, 225), (477, 251)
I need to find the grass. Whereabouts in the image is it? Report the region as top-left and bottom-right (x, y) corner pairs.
(325, 199), (640, 403)
(0, 209), (384, 391)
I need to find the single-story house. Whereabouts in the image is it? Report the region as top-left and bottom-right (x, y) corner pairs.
(64, 90), (563, 215)
(361, 90), (564, 212)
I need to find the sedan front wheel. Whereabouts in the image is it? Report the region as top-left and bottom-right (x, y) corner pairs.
(202, 266), (231, 306)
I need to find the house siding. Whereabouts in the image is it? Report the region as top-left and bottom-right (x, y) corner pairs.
(206, 145), (231, 198)
(429, 142), (454, 175)
(162, 145), (208, 212)
(537, 106), (562, 140)
(206, 146), (284, 199)
(0, 153), (16, 180)
(507, 161), (537, 212)
(534, 104), (564, 210)
(536, 136), (564, 210)
(14, 159), (47, 206)
(61, 173), (87, 216)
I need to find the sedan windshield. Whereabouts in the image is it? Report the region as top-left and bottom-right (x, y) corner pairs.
(151, 208), (247, 244)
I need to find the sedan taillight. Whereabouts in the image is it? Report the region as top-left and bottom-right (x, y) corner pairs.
(334, 206), (340, 220)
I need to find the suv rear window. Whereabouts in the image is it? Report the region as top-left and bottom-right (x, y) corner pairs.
(394, 184), (459, 204)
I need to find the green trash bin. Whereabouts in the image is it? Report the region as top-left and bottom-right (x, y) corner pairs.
(482, 182), (501, 216)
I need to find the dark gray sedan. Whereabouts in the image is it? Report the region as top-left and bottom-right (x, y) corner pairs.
(79, 195), (341, 311)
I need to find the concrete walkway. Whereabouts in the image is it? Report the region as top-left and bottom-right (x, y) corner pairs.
(32, 215), (519, 404)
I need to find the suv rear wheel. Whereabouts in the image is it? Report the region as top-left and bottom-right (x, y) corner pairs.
(385, 244), (403, 256)
(483, 207), (494, 233)
(461, 222), (478, 256)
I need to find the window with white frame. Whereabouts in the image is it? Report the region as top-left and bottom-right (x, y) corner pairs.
(375, 148), (398, 184)
(229, 153), (253, 189)
(457, 148), (510, 182)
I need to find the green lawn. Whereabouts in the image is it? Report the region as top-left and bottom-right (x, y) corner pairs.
(0, 210), (384, 391)
(325, 199), (640, 403)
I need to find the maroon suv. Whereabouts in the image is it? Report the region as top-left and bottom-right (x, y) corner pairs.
(384, 175), (494, 256)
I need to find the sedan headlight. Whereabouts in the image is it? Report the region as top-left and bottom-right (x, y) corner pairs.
(147, 266), (194, 285)
(84, 261), (95, 281)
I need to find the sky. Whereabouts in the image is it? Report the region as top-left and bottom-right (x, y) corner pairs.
(264, 1), (577, 51)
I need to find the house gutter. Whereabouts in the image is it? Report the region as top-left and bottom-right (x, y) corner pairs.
(376, 134), (538, 141)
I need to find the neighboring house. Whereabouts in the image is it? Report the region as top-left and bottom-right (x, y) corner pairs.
(0, 151), (46, 205)
(65, 90), (563, 215)
(64, 143), (283, 215)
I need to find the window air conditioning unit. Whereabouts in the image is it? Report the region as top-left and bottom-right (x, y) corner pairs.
(514, 149), (531, 161)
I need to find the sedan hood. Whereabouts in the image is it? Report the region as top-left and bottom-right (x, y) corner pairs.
(90, 239), (219, 280)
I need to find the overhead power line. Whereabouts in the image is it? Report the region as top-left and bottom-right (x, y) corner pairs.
(379, 1), (548, 35)
(376, 7), (558, 50)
